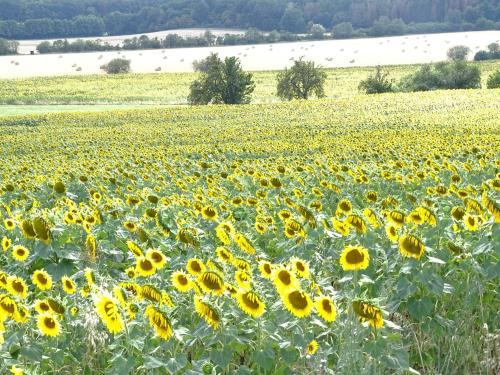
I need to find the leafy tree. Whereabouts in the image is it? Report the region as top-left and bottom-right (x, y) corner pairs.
(279, 4), (306, 33)
(447, 45), (471, 61)
(188, 53), (255, 105)
(332, 22), (353, 39)
(0, 38), (18, 55)
(100, 58), (130, 74)
(276, 58), (327, 100)
(309, 23), (325, 39)
(486, 70), (500, 89)
(358, 66), (394, 94)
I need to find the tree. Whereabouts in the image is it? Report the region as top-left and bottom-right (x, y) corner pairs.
(279, 5), (306, 33)
(100, 58), (130, 74)
(309, 23), (325, 39)
(332, 22), (353, 39)
(447, 45), (471, 61)
(276, 58), (327, 100)
(0, 38), (18, 55)
(486, 70), (500, 89)
(188, 53), (255, 105)
(358, 66), (394, 94)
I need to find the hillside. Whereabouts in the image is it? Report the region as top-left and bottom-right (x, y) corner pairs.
(1, 30), (499, 79)
(0, 0), (499, 40)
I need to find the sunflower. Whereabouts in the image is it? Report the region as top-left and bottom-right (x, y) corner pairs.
(61, 276), (76, 295)
(7, 276), (28, 299)
(86, 234), (97, 261)
(236, 290), (266, 318)
(234, 233), (256, 255)
(186, 257), (206, 276)
(282, 289), (313, 318)
(145, 305), (173, 340)
(0, 271), (7, 289)
(385, 224), (399, 243)
(32, 217), (51, 244)
(215, 246), (233, 263)
(352, 300), (383, 329)
(231, 257), (251, 272)
(336, 199), (352, 216)
(10, 365), (23, 375)
(146, 249), (166, 269)
(21, 220), (36, 239)
(4, 218), (15, 231)
(339, 245), (369, 271)
(451, 206), (466, 221)
(0, 295), (18, 318)
(332, 218), (350, 236)
(32, 269), (52, 291)
(126, 240), (144, 258)
(306, 340), (318, 355)
(346, 215), (367, 234)
(314, 296), (337, 322)
(37, 313), (60, 337)
(125, 267), (136, 278)
(135, 256), (157, 277)
(84, 268), (95, 286)
(171, 271), (192, 292)
(194, 296), (220, 329)
(1, 237), (11, 252)
(399, 234), (425, 260)
(406, 210), (424, 225)
(258, 260), (273, 279)
(12, 245), (29, 262)
(463, 214), (479, 231)
(123, 221), (137, 232)
(94, 295), (124, 334)
(201, 205), (218, 221)
(235, 270), (252, 289)
(34, 299), (52, 314)
(272, 266), (297, 294)
(255, 222), (267, 234)
(290, 257), (310, 279)
(387, 210), (406, 228)
(198, 271), (224, 296)
(363, 208), (380, 228)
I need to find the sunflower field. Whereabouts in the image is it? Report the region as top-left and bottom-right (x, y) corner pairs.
(0, 89), (499, 374)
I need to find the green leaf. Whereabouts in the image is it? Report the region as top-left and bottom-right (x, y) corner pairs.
(252, 347), (275, 371)
(142, 356), (167, 370)
(165, 354), (188, 374)
(407, 297), (433, 320)
(106, 355), (135, 375)
(211, 346), (232, 369)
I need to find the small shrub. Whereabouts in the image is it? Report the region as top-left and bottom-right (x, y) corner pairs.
(358, 66), (394, 94)
(100, 58), (131, 74)
(486, 70), (500, 89)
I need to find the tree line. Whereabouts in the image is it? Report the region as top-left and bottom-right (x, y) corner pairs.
(35, 29), (332, 54)
(0, 0), (498, 40)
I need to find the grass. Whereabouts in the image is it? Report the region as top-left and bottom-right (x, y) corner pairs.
(0, 61), (498, 106)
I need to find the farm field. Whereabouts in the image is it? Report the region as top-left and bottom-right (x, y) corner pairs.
(1, 30), (499, 78)
(0, 61), (499, 105)
(0, 89), (498, 374)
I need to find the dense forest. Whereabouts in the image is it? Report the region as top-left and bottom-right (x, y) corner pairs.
(0, 0), (499, 40)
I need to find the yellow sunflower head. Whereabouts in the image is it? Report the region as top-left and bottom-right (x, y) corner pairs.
(339, 245), (369, 271)
(37, 313), (60, 337)
(32, 269), (52, 291)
